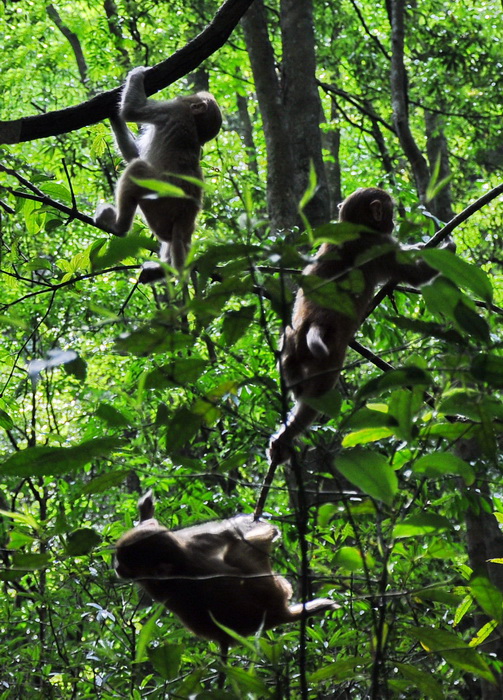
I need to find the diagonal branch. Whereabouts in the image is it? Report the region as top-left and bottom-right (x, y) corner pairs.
(0, 0), (255, 145)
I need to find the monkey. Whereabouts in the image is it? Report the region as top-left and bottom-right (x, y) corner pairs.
(95, 66), (222, 282)
(115, 492), (338, 655)
(269, 187), (456, 465)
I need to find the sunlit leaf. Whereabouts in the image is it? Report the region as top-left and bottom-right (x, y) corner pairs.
(334, 448), (398, 506)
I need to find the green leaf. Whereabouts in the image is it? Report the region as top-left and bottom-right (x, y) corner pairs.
(357, 366), (432, 400)
(90, 234), (156, 271)
(308, 657), (367, 683)
(11, 552), (51, 570)
(222, 305), (255, 346)
(470, 575), (503, 623)
(305, 389), (342, 419)
(395, 663), (444, 700)
(147, 643), (183, 681)
(453, 301), (490, 343)
(79, 470), (129, 495)
(421, 249), (493, 303)
(0, 409), (14, 430)
(0, 437), (125, 477)
(393, 513), (453, 538)
(165, 407), (202, 453)
(135, 605), (165, 662)
(342, 427), (394, 447)
(143, 358), (207, 389)
(95, 403), (132, 427)
(64, 355), (87, 382)
(114, 327), (192, 356)
(131, 176), (187, 198)
(224, 667), (270, 695)
(300, 274), (356, 318)
(470, 353), (503, 387)
(65, 528), (101, 556)
(334, 448), (398, 506)
(332, 546), (370, 572)
(412, 453), (475, 485)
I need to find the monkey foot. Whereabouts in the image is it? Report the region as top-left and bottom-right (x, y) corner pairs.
(138, 261), (166, 284)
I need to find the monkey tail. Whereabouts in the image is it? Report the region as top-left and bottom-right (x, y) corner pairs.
(306, 325), (330, 359)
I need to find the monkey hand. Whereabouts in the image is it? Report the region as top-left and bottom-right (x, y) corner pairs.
(127, 66), (147, 81)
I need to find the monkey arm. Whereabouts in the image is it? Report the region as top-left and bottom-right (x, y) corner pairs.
(120, 66), (173, 124)
(109, 115), (140, 162)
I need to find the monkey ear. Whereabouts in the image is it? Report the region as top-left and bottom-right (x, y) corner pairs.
(369, 199), (383, 222)
(191, 100), (209, 115)
(138, 491), (155, 522)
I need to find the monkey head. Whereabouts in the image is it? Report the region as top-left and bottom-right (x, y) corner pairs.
(114, 491), (184, 581)
(338, 187), (394, 235)
(183, 91), (222, 144)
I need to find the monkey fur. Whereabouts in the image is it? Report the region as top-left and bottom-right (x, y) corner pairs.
(95, 66), (222, 282)
(115, 492), (337, 652)
(269, 187), (455, 465)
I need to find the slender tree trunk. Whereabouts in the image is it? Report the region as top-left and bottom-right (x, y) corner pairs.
(241, 0), (298, 229)
(280, 0), (330, 226)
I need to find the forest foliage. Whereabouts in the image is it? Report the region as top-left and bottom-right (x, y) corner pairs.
(0, 0), (503, 698)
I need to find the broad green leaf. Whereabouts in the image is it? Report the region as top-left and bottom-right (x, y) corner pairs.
(224, 667), (270, 695)
(135, 605), (165, 662)
(470, 575), (503, 623)
(393, 513), (453, 538)
(470, 353), (503, 387)
(0, 409), (14, 430)
(0, 509), (40, 531)
(95, 403), (132, 428)
(334, 448), (398, 506)
(79, 470), (129, 495)
(143, 358), (207, 389)
(165, 407), (202, 453)
(131, 176), (187, 198)
(147, 643), (183, 681)
(300, 274), (356, 318)
(222, 305), (255, 346)
(65, 528), (101, 556)
(0, 437), (125, 477)
(332, 546), (371, 572)
(395, 662), (444, 700)
(305, 389), (342, 419)
(438, 390), (503, 422)
(412, 453), (475, 485)
(342, 427), (394, 447)
(453, 301), (490, 343)
(308, 657), (367, 683)
(90, 233), (156, 271)
(11, 552), (51, 570)
(64, 355), (87, 382)
(421, 249), (493, 303)
(114, 327), (192, 356)
(357, 366), (432, 400)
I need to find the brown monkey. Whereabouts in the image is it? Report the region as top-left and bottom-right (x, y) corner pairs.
(115, 492), (337, 653)
(269, 187), (455, 465)
(95, 66), (222, 282)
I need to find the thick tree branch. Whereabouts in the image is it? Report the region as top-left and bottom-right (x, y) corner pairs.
(0, 0), (255, 145)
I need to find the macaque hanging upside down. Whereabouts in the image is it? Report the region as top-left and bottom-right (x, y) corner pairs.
(115, 492), (338, 653)
(95, 66), (222, 282)
(269, 187), (456, 465)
